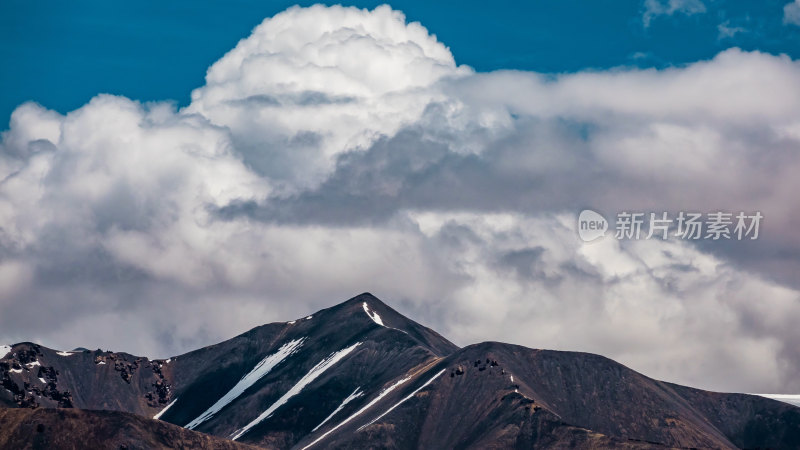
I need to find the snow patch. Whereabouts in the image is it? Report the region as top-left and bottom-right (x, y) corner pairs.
(26, 361), (40, 368)
(358, 369), (445, 431)
(362, 302), (384, 326)
(755, 394), (800, 408)
(9, 368), (22, 374)
(97, 361), (106, 365)
(0, 345), (10, 358)
(38, 377), (47, 384)
(288, 320), (296, 324)
(56, 351), (74, 356)
(185, 338), (306, 430)
(510, 375), (513, 382)
(153, 397), (179, 420)
(305, 315), (313, 320)
(311, 387), (364, 432)
(301, 376), (410, 450)
(165, 358), (172, 364)
(232, 342), (362, 441)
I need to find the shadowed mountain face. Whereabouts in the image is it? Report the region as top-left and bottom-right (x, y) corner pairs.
(0, 408), (260, 450)
(1, 293), (799, 449)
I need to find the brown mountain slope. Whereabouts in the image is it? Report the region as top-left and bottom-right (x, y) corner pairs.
(0, 408), (260, 450)
(303, 342), (800, 449)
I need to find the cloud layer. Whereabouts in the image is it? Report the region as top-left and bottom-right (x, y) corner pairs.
(2, 5), (800, 393)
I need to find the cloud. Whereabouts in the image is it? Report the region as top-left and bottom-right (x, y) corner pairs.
(187, 4), (470, 190)
(785, 0), (800, 26)
(2, 5), (800, 393)
(643, 0), (707, 27)
(717, 20), (746, 39)
(406, 212), (800, 392)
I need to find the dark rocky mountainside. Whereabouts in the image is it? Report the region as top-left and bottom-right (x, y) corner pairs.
(1, 293), (799, 449)
(0, 408), (260, 450)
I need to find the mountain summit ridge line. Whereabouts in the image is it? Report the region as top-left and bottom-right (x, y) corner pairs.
(1, 292), (799, 449)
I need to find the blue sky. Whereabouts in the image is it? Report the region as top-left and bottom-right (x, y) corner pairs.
(1, 0), (798, 128)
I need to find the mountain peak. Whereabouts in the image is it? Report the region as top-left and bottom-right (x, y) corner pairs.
(316, 292), (458, 356)
(329, 292), (390, 315)
(350, 291), (381, 302)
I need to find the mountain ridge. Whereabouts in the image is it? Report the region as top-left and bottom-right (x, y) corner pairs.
(2, 292), (799, 449)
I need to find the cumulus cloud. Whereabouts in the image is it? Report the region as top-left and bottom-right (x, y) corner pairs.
(187, 4), (470, 190)
(643, 0), (707, 27)
(2, 5), (800, 393)
(785, 0), (800, 26)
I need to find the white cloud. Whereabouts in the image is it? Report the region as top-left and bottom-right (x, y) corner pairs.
(643, 0), (707, 27)
(187, 4), (470, 190)
(2, 5), (800, 393)
(785, 0), (800, 26)
(717, 20), (746, 39)
(408, 211), (797, 392)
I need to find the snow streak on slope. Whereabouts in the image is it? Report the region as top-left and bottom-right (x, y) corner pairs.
(362, 302), (384, 326)
(231, 342), (362, 441)
(301, 376), (411, 450)
(755, 394), (800, 408)
(0, 345), (10, 358)
(358, 368), (446, 431)
(56, 351), (74, 356)
(311, 387), (364, 432)
(154, 398), (179, 420)
(185, 338), (306, 430)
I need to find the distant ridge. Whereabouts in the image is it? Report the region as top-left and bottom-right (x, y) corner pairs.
(1, 293), (799, 449)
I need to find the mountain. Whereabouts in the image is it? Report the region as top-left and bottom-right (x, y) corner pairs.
(1, 292), (799, 449)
